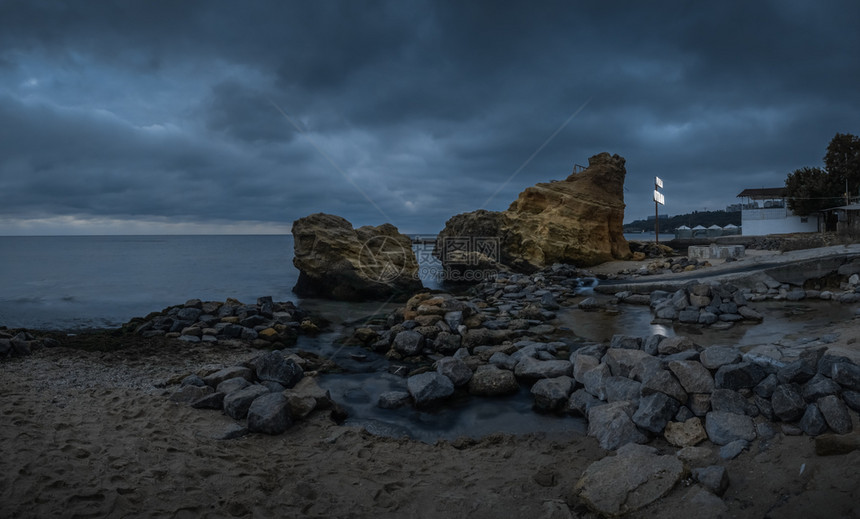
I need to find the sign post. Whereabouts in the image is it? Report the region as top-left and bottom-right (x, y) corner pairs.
(654, 177), (665, 244)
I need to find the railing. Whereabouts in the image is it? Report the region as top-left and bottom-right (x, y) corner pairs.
(742, 207), (788, 220)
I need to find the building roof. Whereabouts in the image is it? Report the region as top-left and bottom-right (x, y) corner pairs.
(736, 187), (787, 199)
(823, 204), (860, 211)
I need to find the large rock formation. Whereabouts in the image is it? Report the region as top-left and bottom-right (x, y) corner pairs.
(292, 213), (422, 301)
(435, 152), (631, 272)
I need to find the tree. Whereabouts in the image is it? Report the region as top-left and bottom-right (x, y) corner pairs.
(785, 166), (836, 215)
(824, 132), (860, 203)
(785, 132), (860, 215)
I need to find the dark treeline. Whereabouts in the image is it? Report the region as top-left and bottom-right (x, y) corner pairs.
(624, 210), (741, 233)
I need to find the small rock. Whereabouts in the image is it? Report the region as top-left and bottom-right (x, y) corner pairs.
(816, 395), (853, 434)
(407, 372), (455, 406)
(223, 385), (270, 420)
(531, 376), (574, 412)
(692, 465), (730, 496)
(247, 392), (292, 435)
(377, 391), (411, 409)
(704, 411), (756, 445)
(771, 384), (807, 422)
(587, 401), (646, 450)
(436, 357), (473, 387)
(664, 418), (708, 447)
(799, 403), (829, 436)
(719, 439), (749, 459)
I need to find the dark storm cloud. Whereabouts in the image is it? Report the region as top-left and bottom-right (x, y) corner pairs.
(1, 0), (859, 234)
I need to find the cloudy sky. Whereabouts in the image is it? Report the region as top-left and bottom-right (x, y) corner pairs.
(1, 1), (858, 235)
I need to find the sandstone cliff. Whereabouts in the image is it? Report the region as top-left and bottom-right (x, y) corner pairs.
(436, 152), (631, 272)
(292, 213), (422, 301)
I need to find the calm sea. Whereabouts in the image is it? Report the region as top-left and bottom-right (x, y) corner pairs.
(1, 233), (668, 330)
(0, 235), (301, 330)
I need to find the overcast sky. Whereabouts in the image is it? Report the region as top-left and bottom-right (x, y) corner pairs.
(1, 1), (858, 235)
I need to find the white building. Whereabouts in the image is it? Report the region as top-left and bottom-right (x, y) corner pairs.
(736, 187), (819, 235)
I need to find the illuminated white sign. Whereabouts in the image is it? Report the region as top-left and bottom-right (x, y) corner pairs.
(654, 190), (665, 205)
(655, 176), (663, 189)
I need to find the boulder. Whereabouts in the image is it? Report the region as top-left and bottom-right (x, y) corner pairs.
(392, 330), (424, 356)
(223, 385), (270, 420)
(247, 393), (292, 435)
(699, 346), (742, 370)
(799, 404), (829, 436)
(603, 348), (651, 378)
(514, 357), (572, 380)
(641, 369), (688, 404)
(604, 376), (642, 406)
(714, 362), (767, 390)
(436, 357), (473, 387)
(710, 389), (750, 415)
(203, 366), (254, 388)
(567, 389), (603, 417)
(692, 465), (730, 496)
(633, 392), (680, 433)
(669, 360), (715, 394)
(378, 391), (412, 409)
(216, 376), (251, 395)
(663, 418), (708, 447)
(255, 351), (303, 389)
(831, 361), (860, 391)
(587, 401), (647, 450)
(435, 152), (630, 273)
(468, 365), (520, 396)
(573, 443), (684, 516)
(291, 213), (422, 300)
(771, 384), (807, 422)
(817, 395), (853, 434)
(802, 373), (841, 402)
(407, 372), (455, 406)
(705, 411), (756, 445)
(531, 376), (575, 412)
(657, 336), (698, 356)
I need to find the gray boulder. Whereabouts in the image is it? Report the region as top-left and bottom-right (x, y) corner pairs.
(633, 392), (680, 433)
(843, 390), (860, 412)
(514, 356), (571, 379)
(247, 392), (292, 435)
(771, 384), (807, 422)
(203, 366), (254, 388)
(609, 334), (641, 350)
(669, 360), (715, 394)
(705, 411), (756, 445)
(642, 334), (666, 356)
(603, 348), (651, 378)
(604, 376), (642, 406)
(692, 465), (729, 496)
(567, 389), (603, 417)
(468, 366), (520, 396)
(640, 369), (688, 404)
(802, 373), (841, 402)
(581, 363), (612, 400)
(587, 401), (647, 450)
(817, 395), (853, 434)
(255, 351), (303, 389)
(831, 361), (860, 391)
(574, 443), (684, 516)
(216, 376), (251, 395)
(407, 372), (455, 406)
(436, 357), (473, 387)
(799, 404), (828, 436)
(393, 330), (425, 356)
(658, 336), (697, 355)
(223, 385), (270, 420)
(710, 388), (750, 415)
(531, 376), (574, 412)
(699, 346), (742, 370)
(714, 362), (767, 390)
(754, 373), (779, 398)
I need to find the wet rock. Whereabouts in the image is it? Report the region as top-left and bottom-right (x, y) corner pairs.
(604, 376), (642, 406)
(753, 373), (779, 398)
(223, 385), (270, 420)
(436, 357), (473, 387)
(642, 334), (665, 356)
(843, 390), (860, 412)
(719, 439), (749, 459)
(407, 372), (455, 406)
(705, 411), (756, 445)
(699, 346), (742, 370)
(609, 334), (641, 350)
(633, 392), (680, 433)
(802, 373), (841, 402)
(532, 376), (575, 412)
(247, 392), (292, 435)
(692, 465), (730, 496)
(255, 351), (303, 389)
(641, 369), (688, 404)
(817, 395), (853, 434)
(830, 361), (860, 391)
(778, 359), (817, 385)
(433, 332), (461, 354)
(658, 336), (697, 355)
(393, 330), (425, 356)
(468, 366), (520, 396)
(714, 362), (767, 390)
(203, 366), (254, 388)
(567, 389), (603, 417)
(771, 384), (806, 422)
(514, 357), (572, 380)
(800, 403), (829, 436)
(587, 401), (647, 450)
(573, 443), (684, 516)
(710, 389), (750, 415)
(663, 418), (708, 447)
(581, 363), (612, 400)
(669, 360), (715, 394)
(216, 376), (251, 395)
(603, 348), (651, 378)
